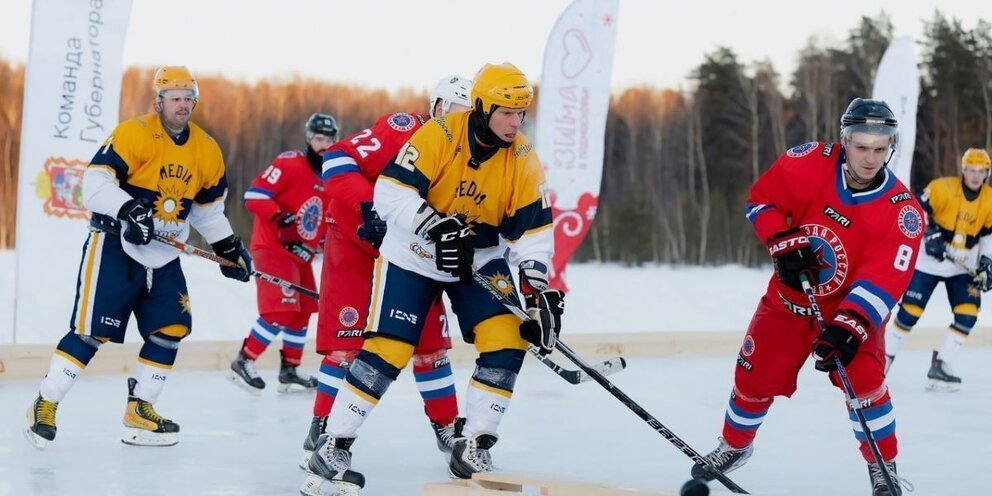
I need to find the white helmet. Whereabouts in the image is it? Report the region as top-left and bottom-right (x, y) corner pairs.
(429, 75), (472, 118)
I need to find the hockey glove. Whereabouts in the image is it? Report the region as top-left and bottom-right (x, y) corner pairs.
(211, 235), (253, 282)
(812, 310), (869, 372)
(423, 215), (475, 283)
(520, 290), (565, 355)
(923, 221), (945, 261)
(975, 255), (992, 292)
(272, 211), (303, 245)
(117, 198), (155, 245)
(284, 241), (316, 264)
(356, 201), (387, 250)
(517, 261), (564, 355)
(768, 228), (820, 292)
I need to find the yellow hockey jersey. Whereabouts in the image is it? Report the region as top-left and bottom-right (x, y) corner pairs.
(84, 112), (233, 268)
(916, 176), (992, 276)
(374, 111), (553, 281)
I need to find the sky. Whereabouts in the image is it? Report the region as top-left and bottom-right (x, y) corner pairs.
(0, 0), (987, 93)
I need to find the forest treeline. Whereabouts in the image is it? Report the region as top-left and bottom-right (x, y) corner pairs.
(1, 11), (990, 267)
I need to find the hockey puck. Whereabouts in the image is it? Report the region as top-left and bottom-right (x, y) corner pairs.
(680, 478), (710, 496)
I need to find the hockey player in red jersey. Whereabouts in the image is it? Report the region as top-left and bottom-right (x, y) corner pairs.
(691, 99), (921, 496)
(230, 113), (338, 394)
(300, 76), (473, 466)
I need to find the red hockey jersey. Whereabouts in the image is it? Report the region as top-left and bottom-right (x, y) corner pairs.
(745, 141), (925, 333)
(244, 150), (327, 253)
(320, 112), (429, 255)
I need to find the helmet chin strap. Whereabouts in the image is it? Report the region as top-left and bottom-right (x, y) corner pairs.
(469, 110), (512, 149)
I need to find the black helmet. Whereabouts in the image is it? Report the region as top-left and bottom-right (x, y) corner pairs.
(840, 98), (898, 142)
(305, 113), (338, 139)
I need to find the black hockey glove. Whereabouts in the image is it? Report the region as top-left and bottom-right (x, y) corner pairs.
(356, 201), (387, 250)
(520, 290), (565, 355)
(211, 235), (253, 282)
(768, 228), (820, 292)
(284, 241), (316, 264)
(975, 255), (992, 292)
(923, 221), (945, 261)
(517, 261), (564, 355)
(812, 310), (869, 372)
(117, 198), (155, 245)
(423, 215), (475, 283)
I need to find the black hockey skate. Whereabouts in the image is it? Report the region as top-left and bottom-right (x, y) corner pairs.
(868, 460), (912, 495)
(299, 415), (327, 470)
(690, 437), (754, 481)
(449, 432), (497, 479)
(431, 417), (464, 459)
(229, 344), (265, 394)
(278, 350), (317, 394)
(122, 377), (180, 446)
(926, 351), (961, 391)
(24, 394), (59, 449)
(300, 434), (365, 496)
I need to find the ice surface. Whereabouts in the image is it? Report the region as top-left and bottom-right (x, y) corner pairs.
(1, 347), (987, 495)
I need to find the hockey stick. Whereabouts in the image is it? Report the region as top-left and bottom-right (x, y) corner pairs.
(152, 234), (320, 301)
(472, 270), (748, 494)
(470, 271), (626, 384)
(798, 274), (899, 496)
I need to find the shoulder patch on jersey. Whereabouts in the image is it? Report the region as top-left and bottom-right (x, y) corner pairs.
(277, 150), (302, 159)
(897, 205), (922, 239)
(387, 113), (416, 132)
(787, 142), (819, 158)
(822, 143), (835, 157)
(514, 142), (533, 158)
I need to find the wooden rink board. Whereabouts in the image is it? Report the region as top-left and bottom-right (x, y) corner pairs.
(423, 471), (740, 495)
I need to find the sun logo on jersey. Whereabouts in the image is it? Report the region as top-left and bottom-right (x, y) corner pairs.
(155, 178), (186, 224)
(802, 223), (849, 297)
(488, 273), (515, 297)
(178, 292), (191, 314)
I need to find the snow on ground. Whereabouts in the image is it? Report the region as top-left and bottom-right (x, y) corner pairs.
(2, 250), (989, 344)
(0, 348), (987, 496)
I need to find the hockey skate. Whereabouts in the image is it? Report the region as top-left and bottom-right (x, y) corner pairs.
(229, 346), (266, 394)
(24, 394), (59, 449)
(299, 416), (327, 470)
(868, 460), (913, 495)
(279, 350), (317, 394)
(690, 437), (754, 481)
(300, 434), (365, 496)
(121, 377), (180, 446)
(925, 350), (961, 392)
(448, 432), (497, 479)
(431, 417), (464, 460)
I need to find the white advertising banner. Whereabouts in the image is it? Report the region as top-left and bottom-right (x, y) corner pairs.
(12, 0), (133, 344)
(872, 36), (919, 189)
(535, 0), (618, 291)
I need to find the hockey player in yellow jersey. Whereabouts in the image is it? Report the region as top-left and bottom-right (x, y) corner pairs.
(24, 66), (253, 449)
(886, 148), (992, 391)
(302, 63), (564, 495)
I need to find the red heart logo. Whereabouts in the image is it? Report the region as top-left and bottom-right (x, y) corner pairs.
(560, 29), (593, 79)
